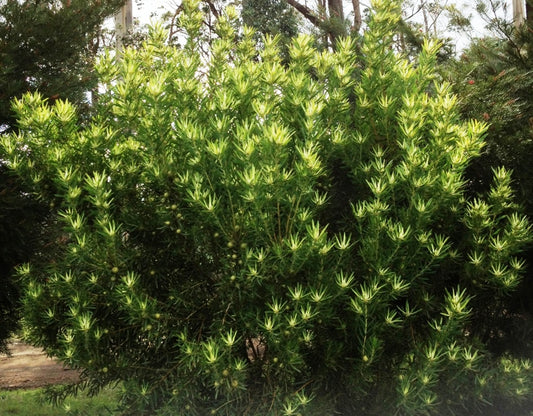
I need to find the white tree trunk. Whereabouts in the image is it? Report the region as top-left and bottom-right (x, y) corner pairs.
(115, 0), (133, 52)
(513, 0), (526, 28)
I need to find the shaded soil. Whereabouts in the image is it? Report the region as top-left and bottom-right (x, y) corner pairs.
(0, 340), (79, 390)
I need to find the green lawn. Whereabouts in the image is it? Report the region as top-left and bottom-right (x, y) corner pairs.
(0, 387), (119, 416)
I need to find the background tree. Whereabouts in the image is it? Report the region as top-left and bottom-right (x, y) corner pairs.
(279, 0), (361, 46)
(114, 0), (134, 51)
(511, 0), (533, 27)
(395, 0), (471, 60)
(241, 0), (299, 55)
(163, 0), (356, 48)
(0, 0), (126, 352)
(2, 0), (532, 414)
(0, 0), (126, 130)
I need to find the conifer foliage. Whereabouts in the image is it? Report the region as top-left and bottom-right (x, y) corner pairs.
(1, 0), (532, 414)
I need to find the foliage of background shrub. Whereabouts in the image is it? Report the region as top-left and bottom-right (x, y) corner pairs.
(0, 164), (49, 354)
(448, 33), (533, 211)
(443, 27), (533, 361)
(0, 0), (125, 129)
(0, 0), (128, 355)
(1, 0), (532, 414)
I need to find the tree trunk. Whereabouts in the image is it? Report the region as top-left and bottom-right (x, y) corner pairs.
(328, 0), (344, 20)
(513, 0), (526, 28)
(286, 0), (348, 47)
(285, 0), (322, 27)
(327, 0), (345, 46)
(352, 0), (362, 33)
(526, 0), (533, 28)
(115, 0), (133, 52)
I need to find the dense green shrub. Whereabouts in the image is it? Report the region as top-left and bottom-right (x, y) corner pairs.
(1, 0), (532, 414)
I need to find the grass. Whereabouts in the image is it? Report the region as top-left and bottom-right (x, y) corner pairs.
(0, 387), (120, 416)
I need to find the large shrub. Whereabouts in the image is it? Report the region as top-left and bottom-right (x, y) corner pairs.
(1, 0), (532, 414)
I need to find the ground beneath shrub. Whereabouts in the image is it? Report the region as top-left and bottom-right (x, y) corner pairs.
(0, 340), (79, 390)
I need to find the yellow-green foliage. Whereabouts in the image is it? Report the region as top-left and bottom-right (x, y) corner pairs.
(1, 0), (532, 414)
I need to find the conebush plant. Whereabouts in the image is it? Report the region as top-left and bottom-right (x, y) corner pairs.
(1, 0), (532, 414)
